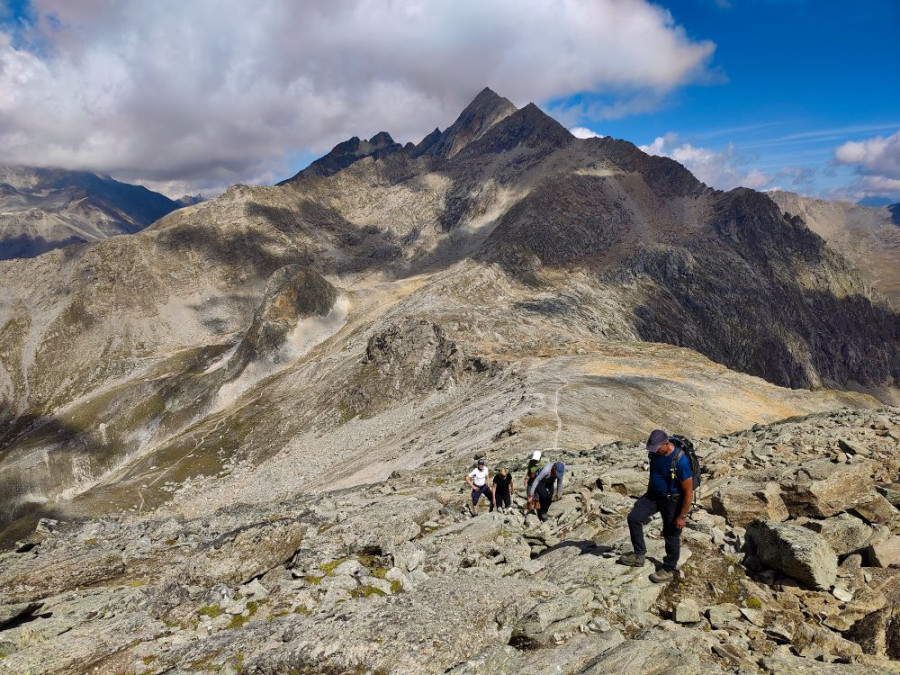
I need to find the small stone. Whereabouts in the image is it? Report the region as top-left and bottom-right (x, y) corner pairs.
(832, 583), (854, 602)
(674, 599), (701, 623)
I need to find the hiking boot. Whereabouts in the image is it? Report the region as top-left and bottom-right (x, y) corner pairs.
(650, 569), (675, 583)
(537, 512), (548, 522)
(468, 504), (476, 517)
(617, 552), (646, 567)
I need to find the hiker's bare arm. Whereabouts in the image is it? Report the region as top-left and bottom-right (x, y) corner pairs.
(676, 478), (693, 527)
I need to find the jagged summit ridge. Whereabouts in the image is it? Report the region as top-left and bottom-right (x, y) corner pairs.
(420, 86), (518, 158)
(288, 87), (528, 180)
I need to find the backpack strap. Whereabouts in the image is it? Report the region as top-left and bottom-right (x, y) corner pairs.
(668, 448), (685, 496)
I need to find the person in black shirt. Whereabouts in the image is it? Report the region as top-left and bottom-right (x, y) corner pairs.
(492, 467), (514, 514)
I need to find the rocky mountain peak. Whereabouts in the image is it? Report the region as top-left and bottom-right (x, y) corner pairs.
(422, 87), (518, 159)
(457, 101), (573, 159)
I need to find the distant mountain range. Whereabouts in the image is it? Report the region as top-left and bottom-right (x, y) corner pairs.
(0, 166), (180, 259)
(769, 190), (900, 302)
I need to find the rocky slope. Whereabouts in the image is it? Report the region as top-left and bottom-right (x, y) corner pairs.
(769, 191), (900, 304)
(0, 88), (898, 606)
(2, 408), (900, 674)
(0, 166), (179, 259)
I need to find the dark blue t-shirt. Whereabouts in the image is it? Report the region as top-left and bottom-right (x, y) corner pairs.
(648, 450), (692, 496)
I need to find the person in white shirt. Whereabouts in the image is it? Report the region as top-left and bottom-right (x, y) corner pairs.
(465, 458), (494, 516)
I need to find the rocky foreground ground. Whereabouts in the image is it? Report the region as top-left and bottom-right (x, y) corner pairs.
(3, 406), (900, 674)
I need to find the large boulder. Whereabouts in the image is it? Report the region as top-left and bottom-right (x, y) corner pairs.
(800, 513), (874, 556)
(188, 518), (306, 585)
(867, 537), (900, 568)
(511, 588), (594, 647)
(746, 520), (837, 590)
(710, 480), (788, 527)
(780, 459), (875, 518)
(598, 468), (647, 497)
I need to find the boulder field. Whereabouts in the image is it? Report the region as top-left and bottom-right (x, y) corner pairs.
(2, 407), (900, 673)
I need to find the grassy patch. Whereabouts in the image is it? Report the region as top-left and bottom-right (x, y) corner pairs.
(226, 599), (266, 630)
(319, 558), (348, 575)
(198, 604), (224, 619)
(84, 538), (99, 547)
(142, 655), (157, 665)
(746, 596), (762, 609)
(351, 585), (387, 599)
(186, 650), (221, 670)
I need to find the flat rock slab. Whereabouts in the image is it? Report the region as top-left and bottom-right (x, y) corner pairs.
(801, 512), (874, 556)
(711, 480), (788, 527)
(781, 459), (875, 518)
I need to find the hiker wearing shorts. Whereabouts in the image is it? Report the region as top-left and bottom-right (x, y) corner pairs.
(466, 458), (493, 516)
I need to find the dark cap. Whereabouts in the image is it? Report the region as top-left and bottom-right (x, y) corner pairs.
(646, 429), (668, 453)
(477, 458), (485, 465)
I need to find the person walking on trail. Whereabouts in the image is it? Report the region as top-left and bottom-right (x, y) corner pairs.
(466, 458), (493, 516)
(492, 467), (514, 514)
(527, 460), (565, 522)
(525, 450), (544, 494)
(618, 429), (693, 583)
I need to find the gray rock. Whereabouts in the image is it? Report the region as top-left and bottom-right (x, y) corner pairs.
(780, 459), (875, 518)
(800, 512), (873, 555)
(598, 469), (647, 497)
(746, 520), (838, 590)
(391, 542), (426, 572)
(707, 604), (740, 629)
(674, 599), (701, 624)
(511, 588), (593, 646)
(711, 480), (788, 527)
(866, 536), (900, 567)
(188, 518), (306, 586)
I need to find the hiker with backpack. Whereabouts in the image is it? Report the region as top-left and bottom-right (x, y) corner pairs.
(618, 430), (697, 583)
(526, 460), (565, 522)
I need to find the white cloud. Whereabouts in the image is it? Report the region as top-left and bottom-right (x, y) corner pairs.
(0, 0), (715, 194)
(639, 133), (772, 191)
(569, 127), (603, 139)
(832, 131), (900, 200)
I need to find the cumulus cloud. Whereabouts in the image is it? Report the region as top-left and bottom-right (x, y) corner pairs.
(0, 0), (715, 195)
(833, 131), (900, 199)
(639, 133), (772, 191)
(569, 127), (604, 139)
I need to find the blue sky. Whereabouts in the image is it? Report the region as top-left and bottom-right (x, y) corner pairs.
(565, 0), (900, 203)
(0, 0), (897, 202)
